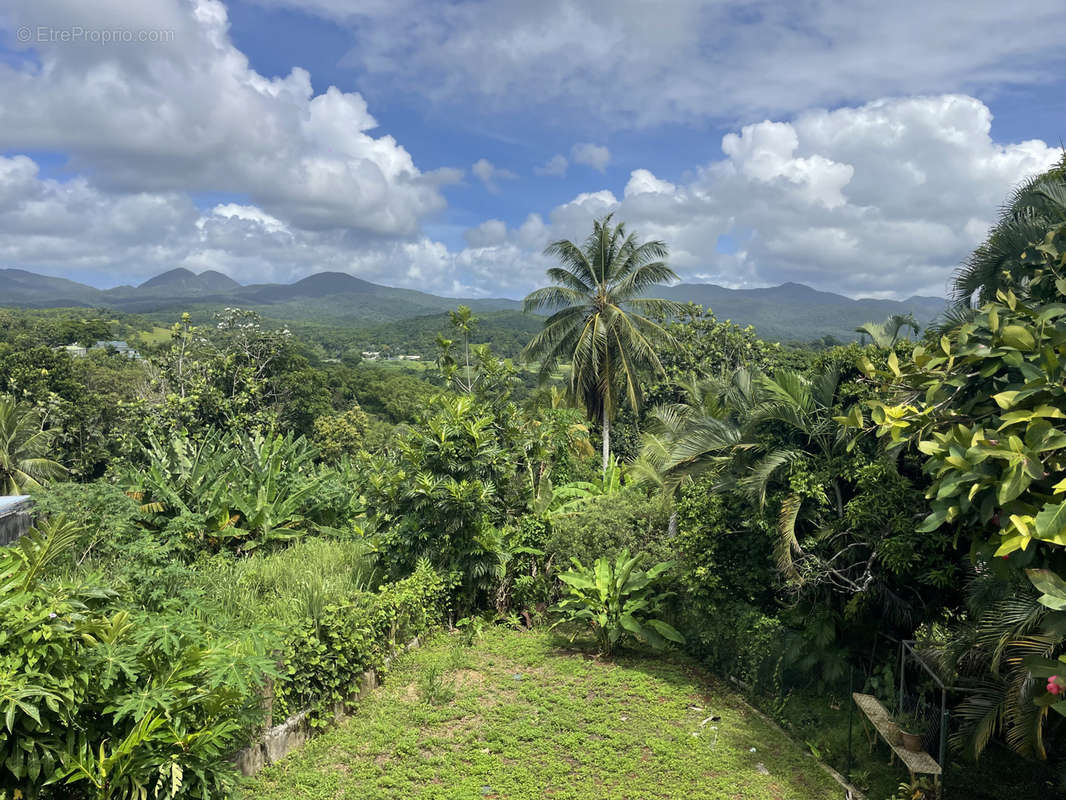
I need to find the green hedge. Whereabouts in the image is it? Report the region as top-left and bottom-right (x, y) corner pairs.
(276, 561), (448, 726)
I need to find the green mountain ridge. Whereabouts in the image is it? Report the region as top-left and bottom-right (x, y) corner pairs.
(656, 281), (946, 341)
(0, 268), (946, 342)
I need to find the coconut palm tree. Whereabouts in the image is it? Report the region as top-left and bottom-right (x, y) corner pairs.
(0, 395), (67, 495)
(523, 215), (683, 471)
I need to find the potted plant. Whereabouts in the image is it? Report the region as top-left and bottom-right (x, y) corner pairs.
(895, 712), (929, 752)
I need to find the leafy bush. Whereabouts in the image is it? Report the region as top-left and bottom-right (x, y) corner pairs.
(545, 487), (673, 570)
(276, 560), (448, 725)
(674, 480), (778, 609)
(122, 428), (339, 553)
(553, 549), (683, 656)
(860, 223), (1066, 758)
(30, 481), (169, 572)
(312, 404), (370, 462)
(360, 395), (520, 605)
(0, 517), (275, 799)
(495, 516), (551, 612)
(681, 600), (787, 692)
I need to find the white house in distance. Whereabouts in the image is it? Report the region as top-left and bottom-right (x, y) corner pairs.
(57, 340), (142, 359)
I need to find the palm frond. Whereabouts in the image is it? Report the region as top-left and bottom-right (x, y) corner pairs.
(544, 267), (593, 294)
(523, 285), (588, 313)
(775, 492), (803, 581)
(738, 448), (803, 506)
(613, 261), (679, 300)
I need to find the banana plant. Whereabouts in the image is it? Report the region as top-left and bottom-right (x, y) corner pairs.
(547, 455), (626, 516)
(225, 431), (320, 548)
(122, 428), (327, 551)
(552, 548), (683, 656)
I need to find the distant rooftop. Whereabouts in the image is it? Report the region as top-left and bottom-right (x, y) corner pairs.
(92, 340), (141, 358)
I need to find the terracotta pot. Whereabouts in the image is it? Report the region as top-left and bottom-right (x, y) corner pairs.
(886, 722), (902, 746)
(900, 731), (923, 752)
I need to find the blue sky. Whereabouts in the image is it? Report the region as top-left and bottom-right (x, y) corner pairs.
(0, 0), (1064, 299)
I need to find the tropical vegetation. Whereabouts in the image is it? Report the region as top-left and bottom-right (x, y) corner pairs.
(523, 214), (683, 469)
(3, 175), (1066, 800)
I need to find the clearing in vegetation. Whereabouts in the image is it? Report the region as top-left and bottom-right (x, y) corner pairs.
(243, 626), (844, 800)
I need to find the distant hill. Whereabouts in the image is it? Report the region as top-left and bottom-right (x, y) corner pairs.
(0, 268), (104, 306)
(137, 267), (241, 295)
(0, 268), (521, 325)
(656, 282), (946, 342)
(0, 268), (945, 343)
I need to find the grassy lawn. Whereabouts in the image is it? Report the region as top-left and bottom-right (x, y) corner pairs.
(242, 627), (845, 800)
(135, 325), (174, 346)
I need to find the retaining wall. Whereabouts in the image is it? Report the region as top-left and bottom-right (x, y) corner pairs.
(0, 496), (33, 546)
(235, 636), (419, 775)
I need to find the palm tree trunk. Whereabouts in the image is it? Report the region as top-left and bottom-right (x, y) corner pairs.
(668, 510), (678, 538)
(601, 407), (610, 473)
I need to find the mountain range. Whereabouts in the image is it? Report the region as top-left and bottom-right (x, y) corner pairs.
(0, 267), (946, 342)
(655, 282), (947, 341)
(0, 267), (522, 325)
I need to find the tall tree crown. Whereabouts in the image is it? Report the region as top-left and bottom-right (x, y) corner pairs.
(522, 215), (683, 424)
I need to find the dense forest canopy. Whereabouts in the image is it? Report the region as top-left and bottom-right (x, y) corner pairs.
(3, 159), (1066, 800)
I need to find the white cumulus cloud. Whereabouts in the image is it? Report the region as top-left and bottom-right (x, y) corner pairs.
(571, 143), (611, 172)
(459, 95), (1059, 299)
(0, 0), (454, 235)
(534, 154), (569, 177)
(274, 0), (1066, 127)
(471, 158), (518, 193)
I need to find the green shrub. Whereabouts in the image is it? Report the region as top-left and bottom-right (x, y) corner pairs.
(30, 481), (159, 568)
(674, 480), (778, 609)
(0, 517), (275, 799)
(502, 515), (552, 611)
(276, 561), (448, 725)
(360, 395), (520, 609)
(681, 599), (786, 693)
(312, 404), (370, 462)
(545, 488), (672, 570)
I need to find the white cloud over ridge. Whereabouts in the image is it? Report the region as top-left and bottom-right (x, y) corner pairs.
(0, 91), (1055, 299)
(463, 96), (1058, 298)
